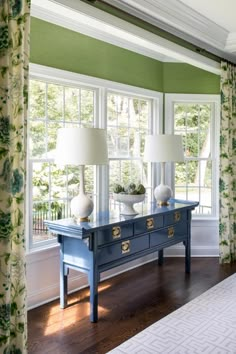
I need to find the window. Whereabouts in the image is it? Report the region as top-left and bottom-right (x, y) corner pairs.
(28, 78), (96, 247)
(28, 65), (162, 249)
(165, 94), (220, 217)
(107, 92), (152, 210)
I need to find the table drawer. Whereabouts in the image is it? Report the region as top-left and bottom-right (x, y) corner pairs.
(98, 234), (149, 265)
(150, 222), (188, 247)
(164, 210), (187, 226)
(134, 215), (163, 235)
(97, 223), (133, 245)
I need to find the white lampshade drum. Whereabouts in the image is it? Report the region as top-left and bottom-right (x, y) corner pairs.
(55, 127), (108, 222)
(144, 134), (184, 205)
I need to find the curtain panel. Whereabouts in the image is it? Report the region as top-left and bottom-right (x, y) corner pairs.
(0, 0), (31, 353)
(219, 61), (236, 263)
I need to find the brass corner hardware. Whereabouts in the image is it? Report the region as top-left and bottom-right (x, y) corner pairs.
(112, 226), (121, 239)
(168, 227), (175, 238)
(146, 218), (154, 230)
(121, 240), (130, 254)
(174, 211), (181, 222)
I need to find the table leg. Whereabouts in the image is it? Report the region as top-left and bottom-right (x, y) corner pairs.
(158, 249), (164, 265)
(184, 238), (191, 273)
(89, 268), (98, 323)
(60, 262), (68, 309)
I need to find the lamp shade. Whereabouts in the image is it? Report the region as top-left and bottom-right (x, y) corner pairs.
(55, 127), (108, 166)
(144, 134), (184, 163)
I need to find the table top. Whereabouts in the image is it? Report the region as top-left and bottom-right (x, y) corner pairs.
(44, 199), (199, 238)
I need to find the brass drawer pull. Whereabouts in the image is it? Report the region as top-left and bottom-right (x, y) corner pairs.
(168, 227), (175, 238)
(121, 240), (130, 254)
(174, 211), (181, 222)
(146, 218), (154, 230)
(112, 226), (121, 239)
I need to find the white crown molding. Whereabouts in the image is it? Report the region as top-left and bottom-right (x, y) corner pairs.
(104, 0), (236, 63)
(225, 32), (236, 54)
(112, 0), (228, 49)
(31, 0), (220, 75)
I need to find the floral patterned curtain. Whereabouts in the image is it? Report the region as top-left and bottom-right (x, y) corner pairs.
(219, 61), (236, 264)
(0, 0), (31, 352)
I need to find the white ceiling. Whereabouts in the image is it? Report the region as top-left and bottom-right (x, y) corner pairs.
(180, 0), (236, 32)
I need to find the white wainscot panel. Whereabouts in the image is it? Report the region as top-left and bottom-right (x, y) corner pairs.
(165, 219), (219, 257)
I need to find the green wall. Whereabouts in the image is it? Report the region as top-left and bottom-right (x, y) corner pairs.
(30, 17), (220, 94)
(163, 63), (220, 94)
(30, 18), (163, 92)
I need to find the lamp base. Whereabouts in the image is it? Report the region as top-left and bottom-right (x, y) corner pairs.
(79, 216), (90, 222)
(71, 193), (94, 223)
(158, 200), (169, 206)
(154, 183), (172, 206)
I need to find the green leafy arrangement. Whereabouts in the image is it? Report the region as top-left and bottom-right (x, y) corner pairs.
(113, 182), (146, 195)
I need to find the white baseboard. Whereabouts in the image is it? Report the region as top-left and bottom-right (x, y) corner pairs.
(165, 245), (219, 257)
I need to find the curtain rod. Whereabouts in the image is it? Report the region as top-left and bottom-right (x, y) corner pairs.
(82, 0), (223, 64)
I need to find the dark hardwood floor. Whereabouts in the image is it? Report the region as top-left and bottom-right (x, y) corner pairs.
(28, 257), (236, 354)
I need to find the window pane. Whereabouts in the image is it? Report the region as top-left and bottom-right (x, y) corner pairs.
(175, 186), (187, 200)
(33, 201), (55, 243)
(64, 87), (80, 122)
(29, 80), (46, 119)
(199, 128), (210, 158)
(29, 121), (46, 158)
(175, 162), (187, 187)
(186, 160), (199, 185)
(47, 84), (64, 121)
(186, 133), (198, 157)
(81, 89), (94, 125)
(186, 104), (199, 130)
(47, 122), (63, 156)
(199, 104), (211, 127)
(118, 96), (129, 126)
(173, 101), (215, 216)
(107, 94), (117, 123)
(32, 162), (50, 202)
(174, 104), (186, 131)
(109, 160), (148, 191)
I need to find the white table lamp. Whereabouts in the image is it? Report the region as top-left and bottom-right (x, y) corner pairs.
(144, 134), (184, 205)
(55, 127), (108, 222)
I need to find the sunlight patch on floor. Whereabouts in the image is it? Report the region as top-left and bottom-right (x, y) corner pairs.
(44, 284), (111, 336)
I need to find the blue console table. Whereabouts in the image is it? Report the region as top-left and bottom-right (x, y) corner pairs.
(45, 199), (198, 322)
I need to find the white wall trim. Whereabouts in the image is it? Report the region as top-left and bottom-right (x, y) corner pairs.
(108, 0), (227, 50)
(102, 0), (236, 64)
(31, 0), (221, 74)
(225, 32), (236, 54)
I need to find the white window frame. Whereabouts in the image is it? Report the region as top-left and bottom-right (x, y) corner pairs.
(27, 64), (163, 251)
(165, 93), (220, 220)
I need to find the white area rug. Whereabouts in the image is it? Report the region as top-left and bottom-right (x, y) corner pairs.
(108, 273), (236, 354)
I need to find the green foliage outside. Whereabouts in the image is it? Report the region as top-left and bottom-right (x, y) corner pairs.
(174, 103), (212, 187)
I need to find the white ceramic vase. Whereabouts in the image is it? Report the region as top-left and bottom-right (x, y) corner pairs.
(154, 183), (172, 206)
(71, 192), (94, 222)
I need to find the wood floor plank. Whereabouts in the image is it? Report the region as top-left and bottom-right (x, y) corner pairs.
(28, 257), (236, 353)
